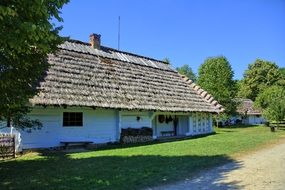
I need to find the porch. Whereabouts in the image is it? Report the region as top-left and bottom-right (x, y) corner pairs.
(151, 112), (213, 139)
(119, 111), (213, 141)
(152, 114), (190, 138)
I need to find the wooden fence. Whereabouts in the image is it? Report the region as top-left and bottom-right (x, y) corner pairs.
(0, 134), (16, 159)
(270, 120), (285, 128)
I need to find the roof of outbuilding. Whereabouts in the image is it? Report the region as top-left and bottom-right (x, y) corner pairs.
(236, 99), (262, 115)
(30, 40), (223, 113)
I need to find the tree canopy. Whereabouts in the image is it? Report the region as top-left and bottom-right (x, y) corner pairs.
(238, 59), (282, 101)
(197, 56), (236, 115)
(255, 85), (285, 123)
(162, 57), (171, 64)
(176, 64), (197, 81)
(280, 68), (285, 77)
(0, 0), (69, 129)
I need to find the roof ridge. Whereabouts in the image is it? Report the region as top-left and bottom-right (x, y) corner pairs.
(58, 47), (178, 73)
(66, 39), (169, 65)
(179, 74), (225, 113)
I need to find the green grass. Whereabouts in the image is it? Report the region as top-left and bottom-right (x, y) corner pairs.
(1, 125), (284, 190)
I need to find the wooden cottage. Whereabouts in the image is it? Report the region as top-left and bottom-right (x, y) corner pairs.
(1, 34), (224, 149)
(231, 99), (265, 125)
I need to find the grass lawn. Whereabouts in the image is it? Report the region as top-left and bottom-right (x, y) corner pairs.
(1, 125), (285, 190)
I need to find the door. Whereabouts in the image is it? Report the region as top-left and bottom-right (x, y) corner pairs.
(178, 116), (188, 135)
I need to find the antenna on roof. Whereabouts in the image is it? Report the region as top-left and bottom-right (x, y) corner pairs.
(118, 16), (121, 50)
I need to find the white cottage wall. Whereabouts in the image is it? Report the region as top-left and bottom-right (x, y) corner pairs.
(1, 108), (216, 149)
(188, 113), (213, 136)
(178, 116), (188, 135)
(156, 117), (174, 136)
(120, 111), (151, 129)
(12, 107), (117, 149)
(248, 115), (265, 125)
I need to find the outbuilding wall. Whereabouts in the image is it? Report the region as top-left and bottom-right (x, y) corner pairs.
(247, 115), (265, 125)
(227, 115), (266, 125)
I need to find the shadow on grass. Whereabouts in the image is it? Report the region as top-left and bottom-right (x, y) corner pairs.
(0, 151), (244, 190)
(216, 130), (236, 133)
(220, 124), (262, 129)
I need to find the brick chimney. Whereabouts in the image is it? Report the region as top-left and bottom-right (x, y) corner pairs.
(89, 33), (101, 49)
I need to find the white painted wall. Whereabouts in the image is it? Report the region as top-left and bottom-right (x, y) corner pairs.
(156, 116), (175, 136)
(120, 111), (151, 129)
(189, 112), (213, 136)
(154, 113), (213, 137)
(247, 115), (265, 125)
(178, 116), (188, 135)
(1, 107), (117, 149)
(228, 115), (266, 125)
(0, 108), (215, 149)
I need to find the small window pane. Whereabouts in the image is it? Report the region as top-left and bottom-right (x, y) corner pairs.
(63, 112), (83, 127)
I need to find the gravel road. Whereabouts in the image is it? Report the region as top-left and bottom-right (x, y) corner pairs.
(148, 140), (285, 190)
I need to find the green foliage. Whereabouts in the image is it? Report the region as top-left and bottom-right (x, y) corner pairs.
(279, 68), (285, 86)
(280, 68), (285, 77)
(234, 80), (242, 93)
(176, 64), (197, 81)
(162, 57), (170, 64)
(9, 113), (42, 132)
(255, 86), (285, 123)
(238, 59), (282, 101)
(197, 56), (236, 115)
(0, 0), (69, 128)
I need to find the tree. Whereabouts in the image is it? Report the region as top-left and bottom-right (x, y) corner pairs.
(162, 57), (171, 64)
(0, 0), (69, 130)
(197, 56), (236, 115)
(280, 68), (285, 77)
(255, 86), (285, 126)
(279, 68), (285, 86)
(238, 59), (282, 101)
(176, 64), (197, 81)
(234, 79), (242, 94)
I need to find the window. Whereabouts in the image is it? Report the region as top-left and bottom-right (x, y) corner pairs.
(63, 112), (83, 127)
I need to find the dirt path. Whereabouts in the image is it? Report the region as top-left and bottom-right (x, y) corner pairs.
(148, 141), (285, 190)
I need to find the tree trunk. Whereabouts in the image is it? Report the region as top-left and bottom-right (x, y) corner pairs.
(7, 116), (11, 128)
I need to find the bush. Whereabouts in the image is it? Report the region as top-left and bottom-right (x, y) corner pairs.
(214, 121), (223, 128)
(235, 119), (242, 124)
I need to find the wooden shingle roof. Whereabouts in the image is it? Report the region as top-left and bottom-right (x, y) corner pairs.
(236, 99), (261, 115)
(30, 40), (223, 113)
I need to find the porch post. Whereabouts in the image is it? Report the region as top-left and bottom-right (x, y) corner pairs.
(116, 110), (121, 141)
(149, 111), (157, 139)
(186, 114), (192, 136)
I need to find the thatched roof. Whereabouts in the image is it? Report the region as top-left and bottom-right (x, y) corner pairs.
(236, 99), (261, 115)
(30, 40), (223, 113)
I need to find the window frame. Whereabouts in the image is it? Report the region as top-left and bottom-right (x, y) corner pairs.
(62, 112), (83, 127)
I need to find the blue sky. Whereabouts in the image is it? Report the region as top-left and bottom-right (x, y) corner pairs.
(56, 0), (285, 79)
